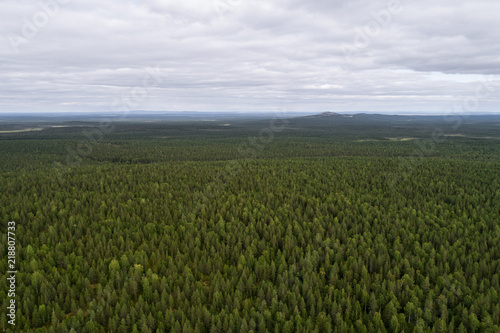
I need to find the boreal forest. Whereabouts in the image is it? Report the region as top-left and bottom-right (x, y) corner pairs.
(1, 113), (499, 332)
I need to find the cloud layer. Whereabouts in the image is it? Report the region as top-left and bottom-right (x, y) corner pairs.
(1, 0), (499, 113)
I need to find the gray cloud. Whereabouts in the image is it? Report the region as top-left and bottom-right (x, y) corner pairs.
(0, 0), (499, 113)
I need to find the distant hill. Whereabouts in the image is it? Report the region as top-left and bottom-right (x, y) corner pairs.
(295, 112), (500, 123)
(295, 112), (409, 123)
(303, 112), (354, 118)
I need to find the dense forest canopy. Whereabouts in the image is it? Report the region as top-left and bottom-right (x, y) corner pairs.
(1, 113), (499, 332)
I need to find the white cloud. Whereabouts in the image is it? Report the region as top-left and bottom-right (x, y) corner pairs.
(0, 0), (499, 113)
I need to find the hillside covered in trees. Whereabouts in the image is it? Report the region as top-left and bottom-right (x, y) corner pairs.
(1, 113), (499, 332)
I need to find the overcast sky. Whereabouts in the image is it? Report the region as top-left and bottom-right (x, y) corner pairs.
(1, 0), (499, 114)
